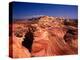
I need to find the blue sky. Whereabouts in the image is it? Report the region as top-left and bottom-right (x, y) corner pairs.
(11, 2), (78, 19)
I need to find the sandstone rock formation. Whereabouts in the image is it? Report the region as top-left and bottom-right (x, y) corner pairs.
(9, 16), (78, 58)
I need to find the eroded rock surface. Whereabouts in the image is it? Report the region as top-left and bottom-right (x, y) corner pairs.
(9, 16), (78, 58)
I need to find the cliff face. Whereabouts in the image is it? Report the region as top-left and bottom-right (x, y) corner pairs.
(9, 16), (78, 58)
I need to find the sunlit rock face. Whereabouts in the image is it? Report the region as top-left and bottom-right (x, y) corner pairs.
(9, 16), (78, 58)
(31, 16), (77, 56)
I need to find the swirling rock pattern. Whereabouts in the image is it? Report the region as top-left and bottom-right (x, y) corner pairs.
(9, 16), (78, 58)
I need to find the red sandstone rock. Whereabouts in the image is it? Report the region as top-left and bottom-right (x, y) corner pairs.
(9, 16), (78, 58)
